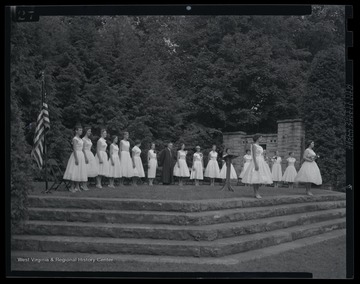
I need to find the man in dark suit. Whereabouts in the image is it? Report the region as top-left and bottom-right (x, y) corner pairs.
(159, 142), (175, 185)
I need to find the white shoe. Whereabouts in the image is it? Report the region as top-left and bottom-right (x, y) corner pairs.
(69, 188), (77, 193)
(255, 194), (262, 199)
(96, 184), (102, 189)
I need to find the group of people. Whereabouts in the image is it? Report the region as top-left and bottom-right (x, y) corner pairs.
(239, 149), (302, 189)
(63, 126), (322, 198)
(237, 134), (322, 198)
(63, 127), (148, 192)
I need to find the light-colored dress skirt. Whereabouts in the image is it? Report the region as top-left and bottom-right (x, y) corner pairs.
(282, 165), (297, 182)
(148, 159), (157, 178)
(295, 161), (322, 185)
(84, 149), (99, 178)
(120, 151), (134, 177)
(190, 161), (203, 180)
(95, 151), (109, 177)
(63, 150), (88, 182)
(241, 157), (273, 184)
(133, 156), (145, 178)
(108, 154), (122, 178)
(271, 163), (283, 181)
(174, 159), (190, 177)
(204, 160), (220, 178)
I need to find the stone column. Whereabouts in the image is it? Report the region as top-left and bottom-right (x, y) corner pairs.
(277, 119), (305, 171)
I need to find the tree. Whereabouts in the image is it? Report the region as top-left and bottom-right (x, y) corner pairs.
(302, 45), (345, 189)
(10, 96), (34, 230)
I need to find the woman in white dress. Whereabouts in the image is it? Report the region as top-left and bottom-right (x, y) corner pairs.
(282, 152), (297, 189)
(204, 145), (221, 186)
(95, 129), (109, 189)
(132, 139), (145, 186)
(173, 143), (190, 186)
(190, 146), (204, 186)
(219, 148), (238, 181)
(119, 132), (134, 185)
(147, 142), (157, 186)
(108, 135), (122, 188)
(295, 141), (322, 196)
(239, 149), (252, 185)
(63, 125), (88, 193)
(242, 134), (273, 199)
(81, 126), (98, 191)
(271, 150), (283, 188)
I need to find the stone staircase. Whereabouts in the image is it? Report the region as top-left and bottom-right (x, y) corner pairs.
(12, 193), (346, 260)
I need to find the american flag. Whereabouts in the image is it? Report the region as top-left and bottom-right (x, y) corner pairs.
(31, 89), (50, 169)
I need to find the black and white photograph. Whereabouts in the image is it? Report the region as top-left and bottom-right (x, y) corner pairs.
(5, 4), (353, 279)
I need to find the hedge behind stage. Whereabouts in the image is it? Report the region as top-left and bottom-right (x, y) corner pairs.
(10, 97), (34, 230)
(302, 46), (346, 191)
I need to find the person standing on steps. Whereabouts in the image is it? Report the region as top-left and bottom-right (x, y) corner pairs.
(159, 142), (175, 185)
(241, 134), (273, 199)
(147, 142), (158, 186)
(108, 135), (122, 188)
(81, 126), (98, 190)
(94, 129), (109, 189)
(173, 143), (190, 186)
(132, 139), (145, 186)
(190, 146), (204, 186)
(63, 124), (88, 193)
(119, 131), (134, 185)
(271, 150), (283, 188)
(239, 149), (252, 186)
(295, 141), (322, 196)
(204, 145), (221, 186)
(282, 152), (297, 189)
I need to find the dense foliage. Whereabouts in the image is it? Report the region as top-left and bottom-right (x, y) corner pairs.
(10, 97), (34, 229)
(303, 46), (346, 190)
(10, 5), (346, 201)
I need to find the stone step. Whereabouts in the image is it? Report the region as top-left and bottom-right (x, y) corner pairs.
(10, 229), (346, 271)
(12, 218), (346, 257)
(22, 208), (345, 241)
(27, 194), (346, 212)
(28, 200), (345, 225)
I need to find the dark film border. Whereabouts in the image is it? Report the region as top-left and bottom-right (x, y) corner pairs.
(345, 5), (354, 280)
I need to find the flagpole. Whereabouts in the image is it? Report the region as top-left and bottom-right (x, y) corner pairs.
(41, 71), (49, 193)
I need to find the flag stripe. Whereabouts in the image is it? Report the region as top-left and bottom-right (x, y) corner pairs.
(33, 127), (45, 146)
(32, 145), (43, 169)
(32, 97), (50, 169)
(32, 147), (43, 167)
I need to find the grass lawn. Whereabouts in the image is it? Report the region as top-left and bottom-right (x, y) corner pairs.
(30, 181), (344, 200)
(11, 234), (346, 278)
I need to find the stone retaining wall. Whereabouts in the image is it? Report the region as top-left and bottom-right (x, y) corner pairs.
(223, 119), (305, 174)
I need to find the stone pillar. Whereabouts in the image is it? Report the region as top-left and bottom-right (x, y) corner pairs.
(277, 119), (305, 171)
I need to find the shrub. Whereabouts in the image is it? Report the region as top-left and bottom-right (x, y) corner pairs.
(11, 97), (34, 231)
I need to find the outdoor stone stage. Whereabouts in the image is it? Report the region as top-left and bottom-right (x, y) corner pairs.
(11, 185), (346, 267)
